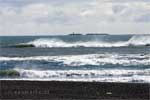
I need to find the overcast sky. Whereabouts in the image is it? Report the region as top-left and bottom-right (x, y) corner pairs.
(0, 0), (150, 36)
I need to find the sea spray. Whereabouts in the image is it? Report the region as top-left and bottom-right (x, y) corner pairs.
(9, 69), (150, 82)
(24, 35), (150, 48)
(0, 54), (150, 66)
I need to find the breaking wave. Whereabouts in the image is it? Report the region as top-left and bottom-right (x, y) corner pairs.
(1, 54), (150, 66)
(2, 69), (149, 83)
(128, 35), (150, 46)
(1, 53), (150, 82)
(19, 35), (150, 48)
(27, 38), (128, 47)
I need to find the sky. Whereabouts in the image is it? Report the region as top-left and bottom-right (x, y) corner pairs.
(0, 0), (150, 36)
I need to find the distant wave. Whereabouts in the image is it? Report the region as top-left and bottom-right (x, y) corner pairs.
(1, 54), (150, 66)
(17, 35), (150, 48)
(27, 38), (128, 48)
(128, 35), (150, 46)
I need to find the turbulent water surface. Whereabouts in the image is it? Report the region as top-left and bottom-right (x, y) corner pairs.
(0, 34), (150, 83)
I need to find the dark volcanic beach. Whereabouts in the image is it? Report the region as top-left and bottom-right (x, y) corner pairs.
(0, 80), (149, 100)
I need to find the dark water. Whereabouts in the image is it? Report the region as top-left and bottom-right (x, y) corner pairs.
(0, 34), (150, 83)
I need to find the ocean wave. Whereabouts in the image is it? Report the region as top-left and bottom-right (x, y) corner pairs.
(16, 69), (150, 78)
(0, 54), (150, 66)
(5, 69), (149, 83)
(1, 77), (150, 83)
(27, 38), (128, 48)
(128, 35), (150, 46)
(19, 35), (150, 48)
(1, 68), (150, 83)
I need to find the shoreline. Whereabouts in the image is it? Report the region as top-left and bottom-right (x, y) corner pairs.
(0, 80), (149, 100)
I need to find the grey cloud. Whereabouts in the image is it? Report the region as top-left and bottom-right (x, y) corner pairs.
(135, 14), (150, 22)
(34, 13), (69, 24)
(0, 0), (90, 7)
(0, 0), (150, 35)
(112, 5), (127, 14)
(106, 0), (150, 3)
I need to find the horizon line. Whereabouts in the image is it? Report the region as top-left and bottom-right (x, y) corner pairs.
(0, 33), (149, 36)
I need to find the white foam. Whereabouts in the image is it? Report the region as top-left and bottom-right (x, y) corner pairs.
(25, 35), (150, 48)
(0, 54), (150, 66)
(9, 69), (150, 83)
(27, 38), (128, 47)
(1, 77), (150, 83)
(128, 35), (150, 46)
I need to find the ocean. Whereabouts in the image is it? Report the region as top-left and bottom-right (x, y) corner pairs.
(0, 34), (150, 83)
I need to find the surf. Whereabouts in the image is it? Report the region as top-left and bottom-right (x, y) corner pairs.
(1, 68), (149, 83)
(128, 35), (150, 46)
(1, 53), (150, 66)
(21, 35), (150, 48)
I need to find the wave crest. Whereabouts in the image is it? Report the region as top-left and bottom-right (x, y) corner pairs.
(1, 54), (150, 66)
(128, 35), (150, 46)
(11, 69), (150, 82)
(24, 35), (150, 48)
(27, 38), (126, 47)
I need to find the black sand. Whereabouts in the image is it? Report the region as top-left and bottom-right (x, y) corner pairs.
(0, 80), (149, 100)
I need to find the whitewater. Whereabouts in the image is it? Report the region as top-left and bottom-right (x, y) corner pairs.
(0, 34), (150, 83)
(25, 35), (150, 48)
